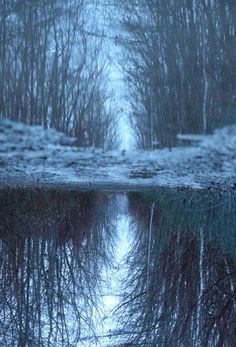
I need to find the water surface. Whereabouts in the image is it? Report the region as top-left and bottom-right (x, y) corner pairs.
(0, 188), (235, 346)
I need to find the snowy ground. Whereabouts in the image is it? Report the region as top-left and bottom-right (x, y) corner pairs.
(1, 118), (236, 190)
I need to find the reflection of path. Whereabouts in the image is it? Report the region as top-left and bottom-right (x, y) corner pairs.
(92, 194), (133, 346)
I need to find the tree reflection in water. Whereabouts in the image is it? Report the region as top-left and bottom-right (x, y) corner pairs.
(116, 190), (236, 347)
(1, 188), (236, 346)
(0, 189), (115, 346)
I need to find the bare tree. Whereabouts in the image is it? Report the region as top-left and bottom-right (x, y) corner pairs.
(116, 0), (236, 148)
(0, 0), (118, 149)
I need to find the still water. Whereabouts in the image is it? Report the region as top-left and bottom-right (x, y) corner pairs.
(0, 188), (236, 346)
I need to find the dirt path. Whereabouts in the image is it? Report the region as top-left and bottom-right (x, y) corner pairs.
(1, 118), (236, 191)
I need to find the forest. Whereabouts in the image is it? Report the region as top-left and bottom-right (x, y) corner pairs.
(0, 0), (236, 149)
(1, 2), (236, 346)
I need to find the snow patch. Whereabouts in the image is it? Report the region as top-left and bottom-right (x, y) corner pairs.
(1, 118), (236, 190)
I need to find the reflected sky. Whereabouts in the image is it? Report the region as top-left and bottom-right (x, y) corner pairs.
(0, 188), (236, 346)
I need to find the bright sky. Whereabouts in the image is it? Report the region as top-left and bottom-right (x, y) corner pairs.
(94, 1), (134, 150)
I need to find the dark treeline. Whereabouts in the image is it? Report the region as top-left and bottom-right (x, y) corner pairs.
(0, 189), (115, 346)
(118, 0), (236, 148)
(0, 0), (118, 149)
(116, 190), (236, 346)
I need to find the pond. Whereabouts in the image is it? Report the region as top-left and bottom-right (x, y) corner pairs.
(0, 188), (236, 346)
